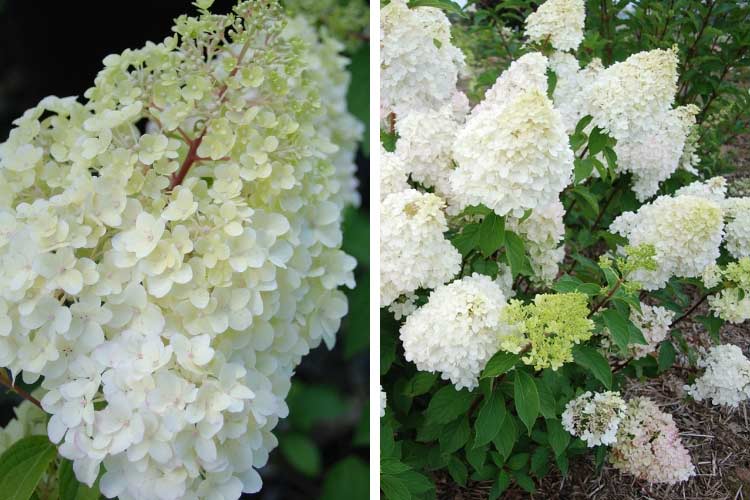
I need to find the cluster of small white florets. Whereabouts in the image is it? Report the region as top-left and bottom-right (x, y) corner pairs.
(380, 146), (409, 200)
(395, 105), (461, 198)
(627, 303), (675, 359)
(675, 176), (728, 203)
(380, 190), (461, 306)
(506, 199), (566, 284)
(707, 257), (750, 323)
(610, 397), (695, 484)
(548, 52), (603, 134)
(686, 344), (750, 407)
(451, 53), (574, 218)
(399, 274), (523, 390)
(0, 3), (360, 499)
(562, 391), (627, 447)
(380, 0), (465, 121)
(524, 0), (585, 52)
(722, 197), (750, 260)
(610, 193), (724, 290)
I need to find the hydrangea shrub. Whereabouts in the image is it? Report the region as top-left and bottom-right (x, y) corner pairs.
(0, 1), (364, 498)
(379, 0), (750, 497)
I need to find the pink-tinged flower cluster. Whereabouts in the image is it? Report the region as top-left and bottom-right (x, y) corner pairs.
(610, 397), (695, 484)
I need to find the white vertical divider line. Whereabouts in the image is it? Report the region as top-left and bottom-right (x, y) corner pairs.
(369, 0), (381, 497)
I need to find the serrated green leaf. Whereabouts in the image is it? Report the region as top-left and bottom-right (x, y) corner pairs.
(575, 115), (593, 135)
(530, 447), (550, 476)
(572, 345), (613, 389)
(514, 371), (540, 435)
(440, 416), (471, 454)
(0, 435), (57, 500)
(474, 389), (506, 447)
(553, 275), (600, 296)
(492, 415), (517, 459)
(380, 474), (411, 500)
(489, 470), (511, 500)
(403, 372), (439, 397)
(505, 231), (533, 277)
(513, 470), (536, 492)
(574, 158), (594, 184)
(447, 456), (468, 486)
(535, 378), (556, 419)
(481, 351), (520, 379)
(451, 223), (481, 256)
(588, 126), (609, 155)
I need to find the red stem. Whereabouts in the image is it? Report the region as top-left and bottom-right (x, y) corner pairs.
(168, 133), (205, 190)
(0, 370), (43, 410)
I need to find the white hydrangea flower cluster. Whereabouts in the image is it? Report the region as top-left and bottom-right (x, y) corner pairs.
(722, 197), (750, 259)
(380, 190), (461, 306)
(380, 0), (465, 121)
(561, 391), (627, 447)
(400, 274), (523, 390)
(614, 104), (699, 201)
(686, 344), (750, 407)
(380, 147), (409, 200)
(610, 397), (695, 484)
(627, 303), (675, 359)
(0, 398), (48, 455)
(610, 194), (724, 290)
(506, 199), (566, 284)
(524, 0), (585, 52)
(395, 105), (461, 197)
(0, 3), (359, 498)
(675, 176), (728, 203)
(548, 52), (603, 134)
(451, 54), (574, 217)
(709, 288), (750, 324)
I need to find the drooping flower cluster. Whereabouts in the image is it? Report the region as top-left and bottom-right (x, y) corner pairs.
(562, 391), (627, 447)
(524, 0), (585, 52)
(686, 344), (750, 407)
(610, 397), (695, 484)
(380, 190), (461, 306)
(451, 54), (574, 217)
(399, 274), (521, 390)
(627, 303), (675, 359)
(502, 293), (594, 370)
(722, 197), (750, 259)
(610, 194), (724, 290)
(380, 0), (465, 120)
(0, 3), (360, 498)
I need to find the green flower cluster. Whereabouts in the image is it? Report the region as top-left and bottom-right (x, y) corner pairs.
(503, 292), (594, 370)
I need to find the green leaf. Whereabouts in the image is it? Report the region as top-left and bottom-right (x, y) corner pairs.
(507, 452), (529, 470)
(288, 383), (347, 431)
(573, 158), (594, 184)
(0, 435), (57, 500)
(587, 126), (609, 155)
(600, 308), (630, 353)
(425, 385), (475, 424)
(602, 147), (617, 172)
(280, 433), (321, 477)
(451, 223), (481, 256)
(658, 341), (676, 373)
(514, 371), (540, 435)
(447, 456), (468, 486)
(381, 458), (411, 475)
(481, 351), (520, 379)
(513, 470), (536, 492)
(572, 187), (599, 215)
(403, 372), (439, 397)
(492, 415), (517, 459)
(479, 213), (505, 257)
(575, 115), (594, 135)
(380, 474), (411, 500)
(504, 231), (533, 277)
(530, 447), (550, 476)
(474, 389), (506, 447)
(409, 0), (466, 16)
(440, 416), (471, 454)
(572, 345), (613, 389)
(489, 470), (511, 500)
(546, 419), (570, 457)
(59, 459), (101, 500)
(546, 68), (557, 100)
(322, 457), (369, 500)
(553, 275), (600, 296)
(535, 378), (556, 419)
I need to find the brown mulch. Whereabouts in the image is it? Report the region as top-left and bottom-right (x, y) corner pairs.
(436, 302), (750, 500)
